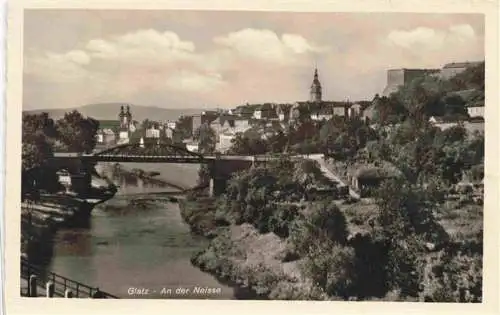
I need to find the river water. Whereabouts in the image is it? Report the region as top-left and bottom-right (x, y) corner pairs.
(46, 164), (235, 299)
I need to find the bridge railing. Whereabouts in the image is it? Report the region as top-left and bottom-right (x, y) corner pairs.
(21, 257), (119, 298)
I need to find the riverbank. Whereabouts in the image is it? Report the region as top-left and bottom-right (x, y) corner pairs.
(178, 195), (329, 299)
(190, 223), (326, 300)
(21, 186), (116, 265)
(45, 166), (239, 299)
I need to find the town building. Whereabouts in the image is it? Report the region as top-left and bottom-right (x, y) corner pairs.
(232, 104), (256, 118)
(276, 104), (293, 122)
(145, 123), (161, 138)
(219, 132), (236, 152)
(210, 114), (238, 139)
(167, 121), (177, 130)
(192, 111), (219, 138)
(118, 105), (136, 143)
(288, 68), (353, 122)
(382, 68), (440, 97)
(252, 103), (279, 120)
(429, 116), (461, 131)
(348, 103), (363, 118)
(467, 104), (485, 118)
(439, 61), (483, 80)
(96, 105), (136, 145)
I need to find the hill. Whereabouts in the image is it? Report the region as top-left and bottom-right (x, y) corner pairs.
(23, 103), (210, 122)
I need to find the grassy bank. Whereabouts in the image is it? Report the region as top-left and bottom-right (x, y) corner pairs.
(191, 224), (325, 300)
(180, 158), (483, 301)
(178, 195), (220, 238)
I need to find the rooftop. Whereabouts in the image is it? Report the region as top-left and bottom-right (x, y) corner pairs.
(98, 120), (121, 130)
(442, 61), (483, 69)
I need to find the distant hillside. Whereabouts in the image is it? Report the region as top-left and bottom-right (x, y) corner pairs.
(23, 103), (210, 122)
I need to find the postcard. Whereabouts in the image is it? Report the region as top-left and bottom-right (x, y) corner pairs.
(3, 0), (499, 314)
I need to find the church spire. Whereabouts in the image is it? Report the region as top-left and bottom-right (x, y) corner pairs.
(310, 66), (322, 102)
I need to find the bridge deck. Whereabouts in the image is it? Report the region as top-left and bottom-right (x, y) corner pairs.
(53, 152), (316, 163)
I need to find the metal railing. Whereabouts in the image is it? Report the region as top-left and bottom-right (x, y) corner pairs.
(21, 257), (119, 298)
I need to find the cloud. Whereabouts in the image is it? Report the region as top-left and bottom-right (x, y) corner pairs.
(24, 27), (326, 103)
(213, 28), (327, 64)
(24, 50), (91, 82)
(85, 29), (196, 66)
(23, 19), (483, 111)
(385, 24), (477, 52)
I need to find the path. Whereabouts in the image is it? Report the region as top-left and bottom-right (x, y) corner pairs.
(305, 155), (361, 199)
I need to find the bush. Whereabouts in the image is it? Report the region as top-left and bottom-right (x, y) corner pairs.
(300, 243), (357, 298)
(421, 249), (482, 302)
(289, 201), (348, 256)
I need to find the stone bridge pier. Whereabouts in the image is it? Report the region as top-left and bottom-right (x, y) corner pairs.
(207, 157), (254, 197)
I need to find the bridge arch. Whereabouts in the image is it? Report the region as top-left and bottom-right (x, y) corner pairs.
(93, 142), (205, 161)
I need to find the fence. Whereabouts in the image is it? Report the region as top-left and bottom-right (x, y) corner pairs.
(21, 257), (119, 298)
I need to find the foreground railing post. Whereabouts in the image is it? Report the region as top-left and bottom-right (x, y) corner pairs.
(46, 281), (55, 298)
(28, 275), (37, 297)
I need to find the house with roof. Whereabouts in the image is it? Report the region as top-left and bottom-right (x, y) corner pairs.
(467, 101), (485, 118)
(167, 121), (177, 130)
(444, 89), (485, 118)
(210, 114), (239, 139)
(232, 104), (256, 118)
(276, 104), (293, 122)
(348, 103), (363, 118)
(253, 103), (279, 120)
(348, 163), (402, 197)
(192, 111), (219, 137)
(310, 106), (334, 121)
(145, 123), (161, 139)
(429, 116), (461, 130)
(219, 131), (237, 153)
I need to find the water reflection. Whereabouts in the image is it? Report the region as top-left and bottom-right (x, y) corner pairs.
(47, 164), (235, 299)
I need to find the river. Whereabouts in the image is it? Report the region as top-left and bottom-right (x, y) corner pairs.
(45, 163), (235, 299)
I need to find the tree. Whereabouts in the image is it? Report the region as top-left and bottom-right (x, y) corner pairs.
(175, 115), (193, 140)
(373, 178), (449, 297)
(22, 134), (53, 171)
(194, 122), (216, 154)
(267, 130), (287, 153)
(290, 201), (349, 256)
(22, 113), (57, 171)
(56, 110), (99, 153)
(22, 112), (58, 140)
(442, 94), (467, 116)
(229, 132), (268, 155)
(319, 120), (341, 152)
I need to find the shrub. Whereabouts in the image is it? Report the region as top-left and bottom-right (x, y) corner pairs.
(289, 201), (348, 256)
(300, 243), (357, 298)
(421, 249), (482, 302)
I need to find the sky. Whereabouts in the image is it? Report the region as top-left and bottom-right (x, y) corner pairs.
(23, 10), (484, 110)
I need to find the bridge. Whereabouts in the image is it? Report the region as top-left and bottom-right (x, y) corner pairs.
(50, 143), (326, 197)
(53, 143), (309, 164)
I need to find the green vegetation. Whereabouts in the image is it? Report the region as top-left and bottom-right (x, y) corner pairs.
(22, 110), (100, 199)
(187, 62), (484, 302)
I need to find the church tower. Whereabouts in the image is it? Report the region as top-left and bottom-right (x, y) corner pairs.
(119, 105), (126, 129)
(310, 67), (322, 102)
(125, 105), (132, 129)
